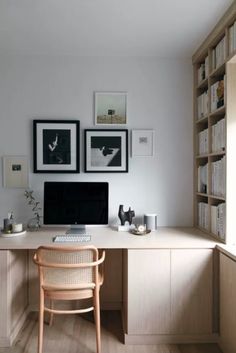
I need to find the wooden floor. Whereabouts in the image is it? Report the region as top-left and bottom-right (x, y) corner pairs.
(0, 311), (222, 353)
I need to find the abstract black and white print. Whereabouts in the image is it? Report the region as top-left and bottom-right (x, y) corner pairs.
(85, 129), (128, 173)
(90, 136), (121, 167)
(43, 129), (71, 165)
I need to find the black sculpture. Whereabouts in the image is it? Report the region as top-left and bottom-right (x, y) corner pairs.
(118, 205), (135, 225)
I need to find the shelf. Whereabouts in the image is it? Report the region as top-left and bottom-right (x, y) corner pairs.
(209, 194), (226, 201)
(196, 193), (226, 202)
(209, 106), (225, 117)
(210, 62), (226, 78)
(209, 151), (225, 157)
(196, 116), (208, 124)
(196, 151), (225, 159)
(195, 154), (208, 159)
(196, 225), (209, 234)
(197, 78), (208, 90)
(196, 192), (209, 198)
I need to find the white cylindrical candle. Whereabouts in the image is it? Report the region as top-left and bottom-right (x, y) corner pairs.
(12, 223), (23, 233)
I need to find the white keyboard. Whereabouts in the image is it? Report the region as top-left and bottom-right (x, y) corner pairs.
(53, 235), (91, 243)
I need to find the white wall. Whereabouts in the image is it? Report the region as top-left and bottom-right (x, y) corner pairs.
(0, 55), (193, 227)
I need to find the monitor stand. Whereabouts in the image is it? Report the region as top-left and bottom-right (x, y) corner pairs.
(66, 225), (86, 234)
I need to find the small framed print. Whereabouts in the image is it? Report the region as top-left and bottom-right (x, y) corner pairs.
(33, 120), (80, 173)
(85, 129), (128, 173)
(131, 130), (155, 157)
(95, 92), (127, 125)
(3, 156), (29, 188)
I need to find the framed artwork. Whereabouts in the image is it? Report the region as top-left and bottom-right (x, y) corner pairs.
(95, 92), (127, 125)
(131, 129), (155, 157)
(33, 120), (80, 173)
(3, 156), (29, 188)
(85, 129), (128, 172)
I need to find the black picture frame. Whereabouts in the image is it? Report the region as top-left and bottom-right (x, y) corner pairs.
(33, 120), (80, 173)
(84, 129), (128, 173)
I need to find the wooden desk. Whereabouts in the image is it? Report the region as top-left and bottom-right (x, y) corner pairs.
(0, 227), (219, 347)
(0, 226), (218, 250)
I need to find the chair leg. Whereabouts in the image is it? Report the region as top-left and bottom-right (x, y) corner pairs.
(93, 289), (101, 353)
(38, 289), (44, 353)
(49, 300), (54, 326)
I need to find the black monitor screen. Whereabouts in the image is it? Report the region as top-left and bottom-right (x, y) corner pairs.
(44, 182), (109, 225)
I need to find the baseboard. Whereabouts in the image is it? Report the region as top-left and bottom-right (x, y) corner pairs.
(10, 305), (30, 346)
(0, 305), (30, 348)
(124, 333), (219, 345)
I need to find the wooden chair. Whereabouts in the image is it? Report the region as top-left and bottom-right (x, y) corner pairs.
(33, 245), (105, 353)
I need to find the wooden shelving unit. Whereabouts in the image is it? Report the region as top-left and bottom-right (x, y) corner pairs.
(192, 2), (236, 243)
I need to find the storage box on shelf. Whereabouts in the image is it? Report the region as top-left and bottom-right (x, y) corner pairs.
(192, 4), (236, 243)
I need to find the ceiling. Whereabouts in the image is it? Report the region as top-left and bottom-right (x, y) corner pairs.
(0, 0), (234, 57)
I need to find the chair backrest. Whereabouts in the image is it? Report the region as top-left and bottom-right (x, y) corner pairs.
(34, 245), (104, 290)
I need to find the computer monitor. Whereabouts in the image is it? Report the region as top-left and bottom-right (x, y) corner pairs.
(44, 181), (109, 233)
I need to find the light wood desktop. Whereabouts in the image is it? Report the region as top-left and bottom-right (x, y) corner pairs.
(0, 226), (220, 347)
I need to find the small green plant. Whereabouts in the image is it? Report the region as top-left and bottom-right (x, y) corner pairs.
(24, 190), (42, 228)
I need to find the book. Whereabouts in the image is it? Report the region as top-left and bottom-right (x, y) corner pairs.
(212, 117), (225, 152)
(210, 77), (225, 112)
(198, 163), (208, 193)
(197, 90), (208, 118)
(211, 203), (225, 240)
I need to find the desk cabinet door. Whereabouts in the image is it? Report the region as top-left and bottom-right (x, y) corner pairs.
(125, 249), (171, 334)
(170, 249), (213, 334)
(219, 253), (236, 353)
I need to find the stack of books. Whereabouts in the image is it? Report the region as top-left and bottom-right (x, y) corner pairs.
(198, 128), (208, 155)
(211, 203), (226, 240)
(211, 156), (226, 197)
(229, 21), (236, 55)
(212, 118), (225, 152)
(212, 36), (226, 70)
(197, 90), (208, 119)
(197, 163), (208, 194)
(198, 202), (208, 230)
(197, 56), (209, 84)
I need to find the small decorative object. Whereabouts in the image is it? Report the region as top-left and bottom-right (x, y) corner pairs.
(131, 227), (151, 236)
(24, 190), (42, 230)
(85, 129), (128, 172)
(3, 212), (14, 233)
(118, 205), (135, 226)
(95, 92), (127, 125)
(131, 129), (155, 157)
(216, 79), (224, 109)
(33, 120), (80, 173)
(12, 223), (23, 233)
(136, 224), (146, 233)
(2, 156), (29, 188)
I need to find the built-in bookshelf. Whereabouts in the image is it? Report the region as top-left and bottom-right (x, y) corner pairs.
(193, 2), (236, 243)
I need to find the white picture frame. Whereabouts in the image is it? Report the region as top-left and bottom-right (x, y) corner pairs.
(131, 129), (155, 157)
(3, 155), (29, 188)
(95, 92), (127, 125)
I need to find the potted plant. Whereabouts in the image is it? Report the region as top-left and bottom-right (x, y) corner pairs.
(24, 190), (42, 230)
